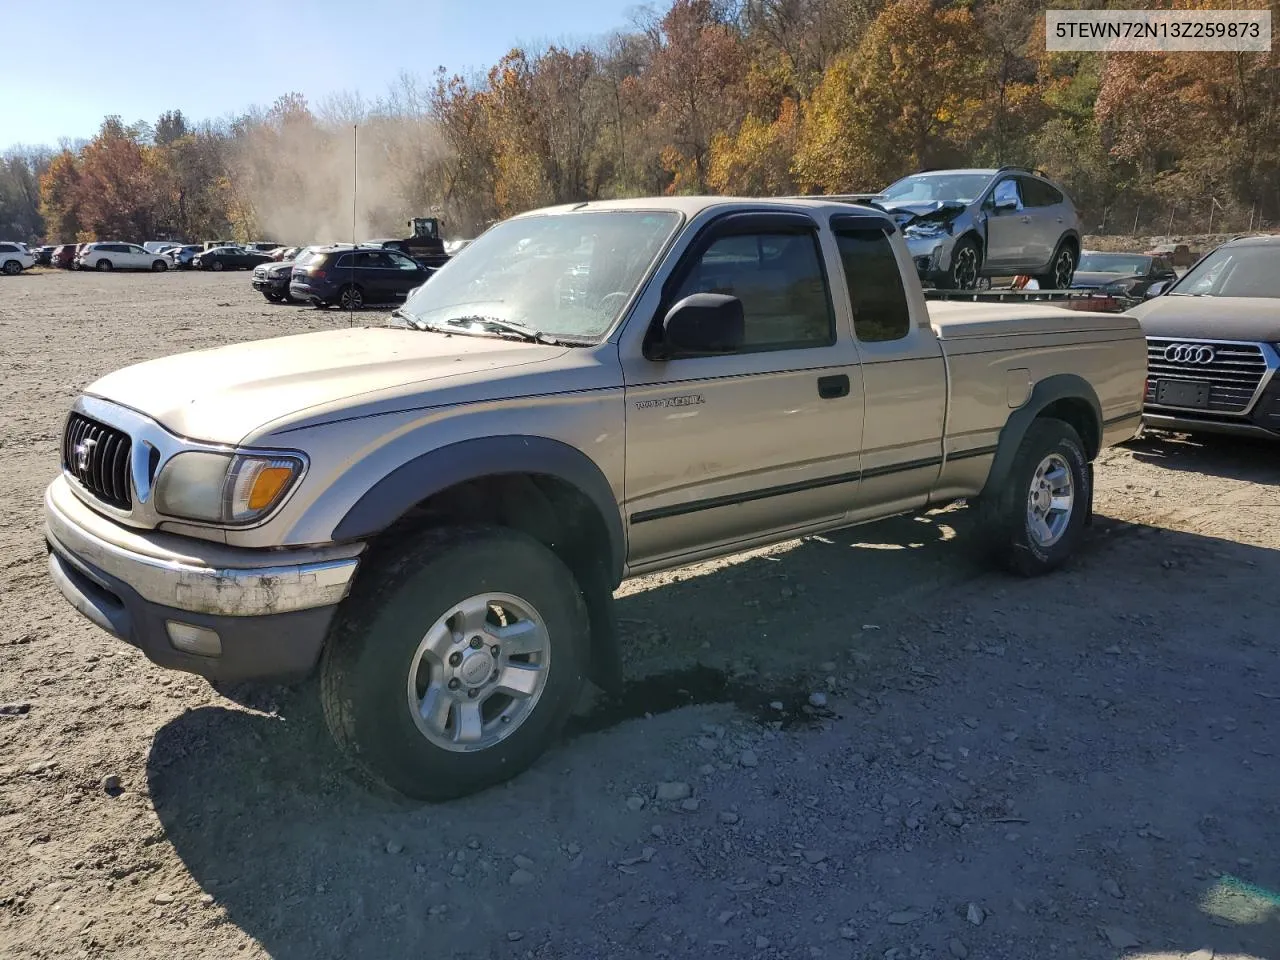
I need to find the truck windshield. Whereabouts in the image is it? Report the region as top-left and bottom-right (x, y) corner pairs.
(397, 210), (682, 341)
(1172, 244), (1279, 298)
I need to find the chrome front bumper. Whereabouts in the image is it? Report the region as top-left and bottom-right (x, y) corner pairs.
(43, 476), (363, 682)
(45, 476), (359, 617)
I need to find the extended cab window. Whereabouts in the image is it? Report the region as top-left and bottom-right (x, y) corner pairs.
(673, 231), (834, 350)
(835, 229), (911, 342)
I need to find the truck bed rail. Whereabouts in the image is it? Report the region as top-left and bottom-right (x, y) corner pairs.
(924, 288), (1139, 313)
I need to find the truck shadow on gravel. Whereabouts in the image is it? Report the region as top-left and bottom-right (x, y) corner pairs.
(145, 510), (1280, 959)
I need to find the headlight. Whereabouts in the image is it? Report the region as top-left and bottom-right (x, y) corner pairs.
(1104, 278), (1140, 294)
(154, 452), (303, 524)
(903, 221), (950, 238)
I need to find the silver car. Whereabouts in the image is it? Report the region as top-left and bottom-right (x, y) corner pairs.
(869, 166), (1082, 290)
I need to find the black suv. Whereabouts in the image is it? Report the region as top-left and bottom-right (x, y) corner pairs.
(289, 246), (430, 309)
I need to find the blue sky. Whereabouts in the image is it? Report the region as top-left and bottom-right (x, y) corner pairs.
(4, 0), (646, 150)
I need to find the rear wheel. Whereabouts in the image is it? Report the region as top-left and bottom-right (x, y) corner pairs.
(95, 259), (112, 272)
(1, 260), (21, 275)
(978, 418), (1090, 576)
(211, 260), (224, 272)
(1035, 242), (1077, 290)
(948, 237), (981, 290)
(320, 526), (589, 800)
(338, 284), (364, 310)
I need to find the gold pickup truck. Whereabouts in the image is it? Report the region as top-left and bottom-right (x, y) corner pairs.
(43, 197), (1146, 800)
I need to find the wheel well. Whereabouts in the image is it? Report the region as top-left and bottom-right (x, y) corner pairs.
(1038, 398), (1099, 458)
(362, 472), (620, 688)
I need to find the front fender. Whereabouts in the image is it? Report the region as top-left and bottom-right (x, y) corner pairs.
(330, 435), (626, 582)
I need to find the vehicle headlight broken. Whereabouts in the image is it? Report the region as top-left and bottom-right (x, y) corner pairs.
(154, 451), (303, 524)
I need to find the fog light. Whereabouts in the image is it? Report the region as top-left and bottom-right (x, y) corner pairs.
(165, 621), (222, 657)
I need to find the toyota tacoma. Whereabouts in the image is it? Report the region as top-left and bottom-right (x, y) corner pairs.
(43, 197), (1145, 801)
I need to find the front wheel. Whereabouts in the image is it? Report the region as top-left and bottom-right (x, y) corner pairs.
(320, 526), (588, 800)
(211, 260), (224, 272)
(948, 237), (981, 290)
(1, 260), (21, 275)
(151, 259), (168, 272)
(978, 418), (1090, 576)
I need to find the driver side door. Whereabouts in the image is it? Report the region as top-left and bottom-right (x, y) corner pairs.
(621, 211), (865, 569)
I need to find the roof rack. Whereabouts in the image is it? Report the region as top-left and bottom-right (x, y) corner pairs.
(995, 164), (1050, 179)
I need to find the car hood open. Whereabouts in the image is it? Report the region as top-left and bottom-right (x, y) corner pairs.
(1128, 295), (1280, 343)
(84, 326), (573, 445)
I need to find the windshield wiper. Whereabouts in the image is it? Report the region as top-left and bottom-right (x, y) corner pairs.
(440, 315), (565, 345)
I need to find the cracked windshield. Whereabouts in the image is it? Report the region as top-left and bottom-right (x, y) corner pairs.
(397, 211), (680, 340)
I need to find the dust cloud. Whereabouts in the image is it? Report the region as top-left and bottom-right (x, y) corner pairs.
(229, 106), (454, 246)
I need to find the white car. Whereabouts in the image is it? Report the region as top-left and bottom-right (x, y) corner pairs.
(75, 242), (171, 272)
(0, 242), (36, 274)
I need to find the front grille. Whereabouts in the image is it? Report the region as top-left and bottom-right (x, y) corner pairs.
(62, 413), (133, 508)
(1145, 338), (1267, 413)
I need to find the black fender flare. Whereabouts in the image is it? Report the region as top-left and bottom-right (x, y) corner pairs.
(980, 374), (1102, 502)
(331, 435), (626, 584)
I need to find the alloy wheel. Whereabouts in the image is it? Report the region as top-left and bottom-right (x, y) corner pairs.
(1026, 453), (1075, 548)
(406, 593), (551, 753)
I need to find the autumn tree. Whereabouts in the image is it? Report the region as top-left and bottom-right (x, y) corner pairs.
(642, 0), (748, 193)
(795, 0), (988, 192)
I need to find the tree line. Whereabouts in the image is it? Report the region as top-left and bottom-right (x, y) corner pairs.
(2, 0), (1277, 245)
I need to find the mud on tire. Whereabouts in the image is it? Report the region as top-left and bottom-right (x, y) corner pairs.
(320, 525), (589, 801)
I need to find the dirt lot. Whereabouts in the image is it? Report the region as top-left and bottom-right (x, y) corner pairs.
(1, 269), (1278, 960)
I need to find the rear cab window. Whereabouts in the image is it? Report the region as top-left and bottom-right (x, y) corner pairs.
(832, 224), (911, 342)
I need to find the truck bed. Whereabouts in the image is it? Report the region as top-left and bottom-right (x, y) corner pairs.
(926, 299), (1143, 340)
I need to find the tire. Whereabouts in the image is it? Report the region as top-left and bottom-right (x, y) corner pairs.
(320, 526), (589, 801)
(948, 237), (981, 290)
(95, 259), (112, 272)
(338, 284), (364, 310)
(211, 260), (224, 272)
(151, 259), (168, 272)
(1, 260), (21, 275)
(1035, 242), (1077, 290)
(281, 291), (296, 304)
(263, 292), (281, 302)
(978, 417), (1091, 577)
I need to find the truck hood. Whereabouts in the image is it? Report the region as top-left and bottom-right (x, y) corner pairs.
(1128, 295), (1280, 343)
(84, 327), (571, 445)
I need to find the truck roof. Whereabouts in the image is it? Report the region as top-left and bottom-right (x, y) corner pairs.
(510, 195), (892, 220)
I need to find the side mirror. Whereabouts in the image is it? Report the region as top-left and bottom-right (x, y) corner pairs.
(659, 293), (745, 356)
(993, 195), (1018, 213)
(1145, 280), (1170, 299)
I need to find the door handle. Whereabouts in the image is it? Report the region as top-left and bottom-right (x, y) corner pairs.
(817, 374), (850, 400)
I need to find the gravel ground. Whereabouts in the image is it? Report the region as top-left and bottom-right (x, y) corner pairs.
(1, 269), (1278, 960)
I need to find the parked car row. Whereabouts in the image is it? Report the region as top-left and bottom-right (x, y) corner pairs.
(252, 243), (437, 308)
